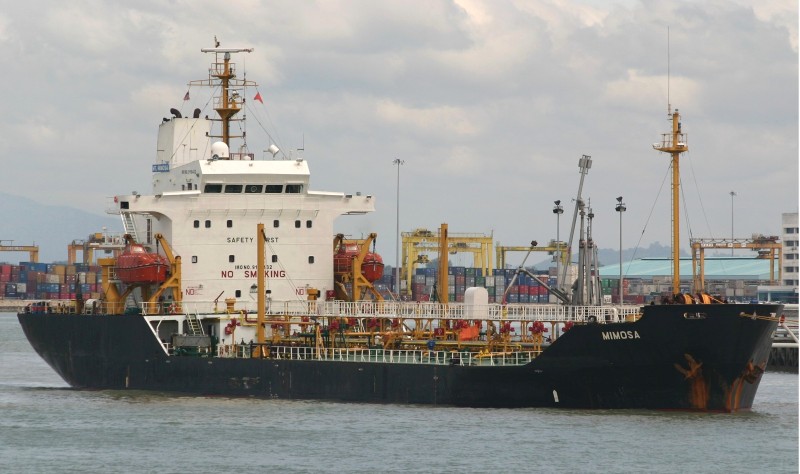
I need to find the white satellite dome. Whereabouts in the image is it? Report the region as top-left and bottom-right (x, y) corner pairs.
(210, 141), (230, 160)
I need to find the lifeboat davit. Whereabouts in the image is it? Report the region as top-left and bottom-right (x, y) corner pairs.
(115, 242), (169, 284)
(334, 244), (384, 282)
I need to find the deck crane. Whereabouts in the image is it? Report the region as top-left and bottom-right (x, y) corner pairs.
(556, 155), (592, 298)
(556, 155), (592, 300)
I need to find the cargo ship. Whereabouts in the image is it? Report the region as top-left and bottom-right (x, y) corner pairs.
(18, 43), (782, 411)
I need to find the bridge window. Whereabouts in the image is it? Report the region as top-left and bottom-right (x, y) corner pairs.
(225, 184), (243, 193)
(204, 184), (222, 193)
(245, 185), (263, 193)
(285, 184), (303, 193)
(265, 185), (283, 194)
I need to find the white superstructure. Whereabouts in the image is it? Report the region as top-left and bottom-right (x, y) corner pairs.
(111, 48), (374, 312)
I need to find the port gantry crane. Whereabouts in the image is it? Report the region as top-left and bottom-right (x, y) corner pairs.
(495, 241), (568, 271)
(67, 232), (126, 264)
(0, 240), (39, 262)
(400, 227), (493, 298)
(690, 235), (783, 292)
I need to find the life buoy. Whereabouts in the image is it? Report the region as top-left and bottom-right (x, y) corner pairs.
(587, 315), (597, 324)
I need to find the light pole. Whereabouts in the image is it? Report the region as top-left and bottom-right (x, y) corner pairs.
(393, 158), (405, 298)
(553, 200), (563, 292)
(730, 191), (736, 256)
(615, 196), (626, 305)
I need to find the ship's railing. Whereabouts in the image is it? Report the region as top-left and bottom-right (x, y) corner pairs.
(219, 344), (538, 367)
(176, 300), (640, 323)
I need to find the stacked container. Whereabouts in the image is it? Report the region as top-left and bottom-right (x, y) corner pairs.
(0, 262), (102, 300)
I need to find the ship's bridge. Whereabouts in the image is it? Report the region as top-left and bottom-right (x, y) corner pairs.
(196, 158), (310, 195)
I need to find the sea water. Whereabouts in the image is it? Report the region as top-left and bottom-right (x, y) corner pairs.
(0, 313), (796, 473)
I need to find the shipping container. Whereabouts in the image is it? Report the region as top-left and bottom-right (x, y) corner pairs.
(45, 274), (63, 284)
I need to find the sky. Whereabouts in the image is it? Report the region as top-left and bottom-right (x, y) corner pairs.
(0, 0), (797, 268)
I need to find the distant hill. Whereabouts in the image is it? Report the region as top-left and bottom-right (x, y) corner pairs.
(531, 241), (688, 271)
(0, 192), (120, 264)
(596, 241), (689, 267)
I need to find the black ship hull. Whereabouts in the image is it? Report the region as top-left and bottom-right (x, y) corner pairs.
(18, 303), (780, 411)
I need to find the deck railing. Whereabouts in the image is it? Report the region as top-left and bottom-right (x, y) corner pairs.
(171, 300), (641, 323)
(217, 344), (539, 367)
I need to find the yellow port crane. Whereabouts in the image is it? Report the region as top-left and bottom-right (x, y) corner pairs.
(67, 232), (126, 264)
(0, 240), (39, 262)
(401, 227), (493, 297)
(690, 235), (783, 292)
(496, 240), (568, 270)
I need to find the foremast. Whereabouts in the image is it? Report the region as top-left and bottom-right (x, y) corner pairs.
(653, 109), (688, 294)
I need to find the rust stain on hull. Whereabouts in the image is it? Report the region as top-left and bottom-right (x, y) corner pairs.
(725, 360), (766, 412)
(674, 353), (708, 409)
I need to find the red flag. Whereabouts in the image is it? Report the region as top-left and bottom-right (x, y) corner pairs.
(183, 91), (190, 101)
(254, 92), (263, 104)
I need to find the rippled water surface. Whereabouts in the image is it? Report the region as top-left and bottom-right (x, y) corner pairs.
(1, 313), (797, 473)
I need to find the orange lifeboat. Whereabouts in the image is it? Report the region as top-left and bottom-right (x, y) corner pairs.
(334, 244), (384, 283)
(361, 252), (384, 282)
(115, 242), (169, 284)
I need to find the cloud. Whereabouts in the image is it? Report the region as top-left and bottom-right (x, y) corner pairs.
(0, 0), (794, 265)
(376, 99), (480, 136)
(603, 69), (700, 111)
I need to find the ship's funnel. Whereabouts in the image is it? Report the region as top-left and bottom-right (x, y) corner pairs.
(267, 144), (280, 157)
